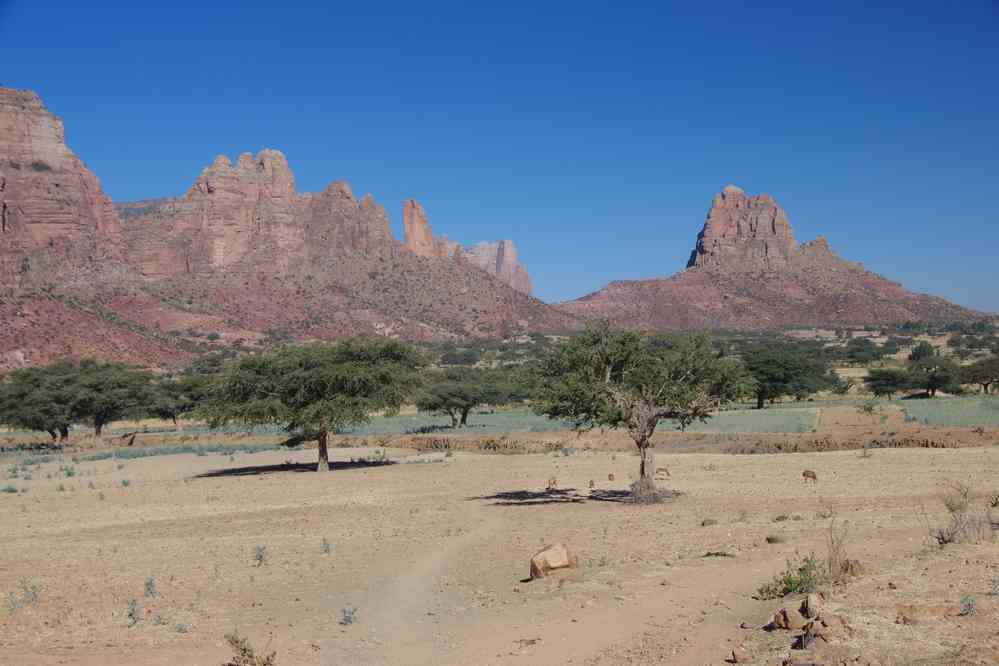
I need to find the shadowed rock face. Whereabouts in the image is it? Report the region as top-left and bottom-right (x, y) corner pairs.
(0, 87), (121, 281)
(562, 185), (984, 329)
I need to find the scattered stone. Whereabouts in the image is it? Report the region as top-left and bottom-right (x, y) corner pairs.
(728, 645), (751, 663)
(774, 514), (789, 522)
(766, 534), (785, 544)
(701, 518), (718, 527)
(800, 593), (823, 619)
(529, 543), (578, 580)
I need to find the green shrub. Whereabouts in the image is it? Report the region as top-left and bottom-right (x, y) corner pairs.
(756, 556), (821, 599)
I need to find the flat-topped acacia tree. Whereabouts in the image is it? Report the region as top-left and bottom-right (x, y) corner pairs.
(201, 339), (424, 471)
(533, 322), (751, 502)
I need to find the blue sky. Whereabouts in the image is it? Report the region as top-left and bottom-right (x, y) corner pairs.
(2, 1), (997, 311)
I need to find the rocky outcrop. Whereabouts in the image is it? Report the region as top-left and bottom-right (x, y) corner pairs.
(0, 87), (121, 282)
(687, 184), (796, 269)
(563, 185), (984, 329)
(401, 199), (460, 259)
(465, 240), (533, 295)
(401, 200), (533, 294)
(121, 150), (392, 276)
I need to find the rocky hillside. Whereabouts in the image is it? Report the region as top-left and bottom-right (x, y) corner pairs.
(562, 185), (984, 329)
(0, 86), (570, 370)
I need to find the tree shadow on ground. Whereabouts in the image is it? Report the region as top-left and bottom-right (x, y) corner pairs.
(194, 459), (395, 479)
(468, 487), (635, 506)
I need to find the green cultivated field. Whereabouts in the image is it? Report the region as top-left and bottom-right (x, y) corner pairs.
(900, 395), (999, 427)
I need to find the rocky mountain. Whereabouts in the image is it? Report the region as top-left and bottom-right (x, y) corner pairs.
(0, 88), (121, 282)
(401, 199), (532, 294)
(0, 86), (568, 370)
(0, 85), (985, 370)
(562, 185), (984, 329)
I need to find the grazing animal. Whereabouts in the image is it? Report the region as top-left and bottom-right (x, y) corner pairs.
(655, 466), (671, 478)
(802, 470), (818, 484)
(607, 473), (615, 482)
(588, 479), (595, 489)
(546, 476), (557, 490)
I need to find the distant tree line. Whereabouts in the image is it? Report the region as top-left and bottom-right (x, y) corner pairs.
(3, 326), (997, 485)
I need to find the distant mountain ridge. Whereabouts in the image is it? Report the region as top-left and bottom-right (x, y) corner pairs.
(0, 85), (987, 370)
(561, 184), (985, 329)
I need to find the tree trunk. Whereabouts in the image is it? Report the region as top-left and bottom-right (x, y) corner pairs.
(94, 422), (104, 439)
(638, 443), (655, 481)
(59, 425), (69, 442)
(630, 432), (660, 504)
(316, 429), (330, 472)
(756, 393), (765, 410)
(449, 412), (458, 428)
(459, 407), (470, 427)
(47, 429), (57, 442)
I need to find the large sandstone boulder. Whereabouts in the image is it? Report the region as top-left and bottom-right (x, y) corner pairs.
(529, 543), (578, 579)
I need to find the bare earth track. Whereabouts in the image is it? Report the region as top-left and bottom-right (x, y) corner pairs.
(2, 430), (996, 665)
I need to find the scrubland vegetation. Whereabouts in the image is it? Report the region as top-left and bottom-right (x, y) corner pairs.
(0, 319), (997, 664)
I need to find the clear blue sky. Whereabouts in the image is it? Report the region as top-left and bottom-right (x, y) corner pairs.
(2, 1), (997, 311)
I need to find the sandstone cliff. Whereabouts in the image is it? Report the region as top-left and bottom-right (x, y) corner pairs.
(401, 199), (533, 295)
(0, 87), (121, 283)
(563, 185), (984, 329)
(464, 240), (533, 295)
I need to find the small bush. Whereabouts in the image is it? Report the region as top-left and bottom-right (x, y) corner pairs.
(1, 485), (17, 494)
(253, 545), (267, 567)
(959, 595), (976, 616)
(221, 631), (276, 666)
(321, 538), (332, 555)
(339, 605), (358, 625)
(121, 479), (131, 488)
(126, 599), (140, 627)
(756, 556), (821, 600)
(144, 576), (157, 598)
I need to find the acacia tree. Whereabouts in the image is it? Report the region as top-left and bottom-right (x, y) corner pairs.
(200, 339), (423, 471)
(907, 356), (960, 398)
(743, 345), (834, 409)
(863, 368), (909, 399)
(416, 367), (511, 427)
(67, 360), (156, 437)
(533, 323), (750, 502)
(0, 362), (75, 442)
(962, 356), (999, 394)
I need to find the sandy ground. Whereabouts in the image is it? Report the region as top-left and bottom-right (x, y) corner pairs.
(1, 438), (997, 665)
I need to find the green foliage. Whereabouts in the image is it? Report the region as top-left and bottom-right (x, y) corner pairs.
(0, 361), (75, 440)
(535, 323), (750, 435)
(416, 367), (515, 427)
(863, 368), (909, 399)
(908, 340), (937, 362)
(962, 356), (999, 394)
(756, 556), (821, 599)
(907, 356), (961, 397)
(743, 344), (834, 408)
(200, 339), (424, 470)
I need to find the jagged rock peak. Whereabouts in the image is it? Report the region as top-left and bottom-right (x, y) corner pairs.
(0, 86), (122, 279)
(465, 240), (533, 295)
(687, 184), (796, 269)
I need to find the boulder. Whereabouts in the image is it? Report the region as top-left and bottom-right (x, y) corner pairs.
(800, 593), (823, 619)
(530, 543), (578, 579)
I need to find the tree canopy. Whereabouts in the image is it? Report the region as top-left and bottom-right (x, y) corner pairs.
(961, 356), (999, 394)
(199, 339), (424, 471)
(907, 356), (961, 398)
(533, 323), (750, 501)
(743, 345), (835, 409)
(416, 367), (514, 427)
(863, 368), (909, 400)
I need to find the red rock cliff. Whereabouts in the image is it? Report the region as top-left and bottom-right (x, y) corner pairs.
(0, 87), (121, 281)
